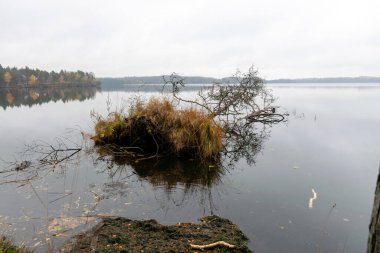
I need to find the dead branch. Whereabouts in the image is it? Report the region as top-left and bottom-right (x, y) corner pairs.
(165, 66), (286, 129)
(163, 73), (213, 115)
(189, 240), (235, 249)
(160, 67), (287, 167)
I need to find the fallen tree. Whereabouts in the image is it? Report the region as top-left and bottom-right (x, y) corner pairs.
(164, 66), (285, 127)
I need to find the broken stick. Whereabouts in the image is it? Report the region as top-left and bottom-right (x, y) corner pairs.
(190, 241), (235, 250)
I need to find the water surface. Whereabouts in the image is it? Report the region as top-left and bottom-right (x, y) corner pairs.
(0, 84), (379, 253)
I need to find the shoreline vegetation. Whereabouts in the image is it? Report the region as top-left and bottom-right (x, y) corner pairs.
(0, 65), (99, 88)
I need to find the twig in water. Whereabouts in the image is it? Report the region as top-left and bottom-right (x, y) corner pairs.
(49, 192), (73, 203)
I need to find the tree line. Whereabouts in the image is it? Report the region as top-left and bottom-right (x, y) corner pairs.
(98, 76), (236, 86)
(0, 65), (98, 87)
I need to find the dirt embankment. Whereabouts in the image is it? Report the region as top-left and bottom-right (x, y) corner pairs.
(63, 216), (253, 253)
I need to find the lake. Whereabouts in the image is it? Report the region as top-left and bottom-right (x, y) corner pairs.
(0, 84), (379, 253)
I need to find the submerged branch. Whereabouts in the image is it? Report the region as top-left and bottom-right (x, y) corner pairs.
(0, 136), (83, 185)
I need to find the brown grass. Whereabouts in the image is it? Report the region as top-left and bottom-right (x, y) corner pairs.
(94, 97), (224, 160)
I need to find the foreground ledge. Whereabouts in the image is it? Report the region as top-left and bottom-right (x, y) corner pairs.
(62, 215), (253, 253)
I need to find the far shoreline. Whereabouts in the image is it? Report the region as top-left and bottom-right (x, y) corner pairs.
(0, 82), (100, 89)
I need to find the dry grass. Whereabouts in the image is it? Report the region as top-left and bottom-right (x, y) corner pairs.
(94, 97), (224, 159)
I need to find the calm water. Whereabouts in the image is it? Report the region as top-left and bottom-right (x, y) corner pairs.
(0, 84), (379, 253)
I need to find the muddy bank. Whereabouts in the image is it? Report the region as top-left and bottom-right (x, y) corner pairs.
(63, 215), (253, 253)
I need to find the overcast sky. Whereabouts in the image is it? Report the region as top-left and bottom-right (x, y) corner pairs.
(0, 0), (379, 79)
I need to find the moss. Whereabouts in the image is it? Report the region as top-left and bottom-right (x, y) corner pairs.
(94, 97), (224, 160)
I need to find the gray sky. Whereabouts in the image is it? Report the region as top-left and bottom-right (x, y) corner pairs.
(0, 0), (379, 79)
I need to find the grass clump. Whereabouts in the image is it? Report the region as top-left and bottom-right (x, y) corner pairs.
(94, 97), (224, 160)
(0, 237), (31, 253)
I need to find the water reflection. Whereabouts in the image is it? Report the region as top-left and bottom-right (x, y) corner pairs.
(224, 123), (271, 166)
(2, 86), (378, 253)
(96, 149), (224, 190)
(0, 86), (99, 109)
(0, 124), (269, 252)
(94, 151), (226, 213)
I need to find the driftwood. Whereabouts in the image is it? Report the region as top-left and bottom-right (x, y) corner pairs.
(190, 241), (235, 250)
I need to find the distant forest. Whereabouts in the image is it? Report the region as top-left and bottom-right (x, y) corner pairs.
(99, 75), (380, 86)
(98, 76), (232, 86)
(3, 65), (379, 87)
(0, 65), (99, 87)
